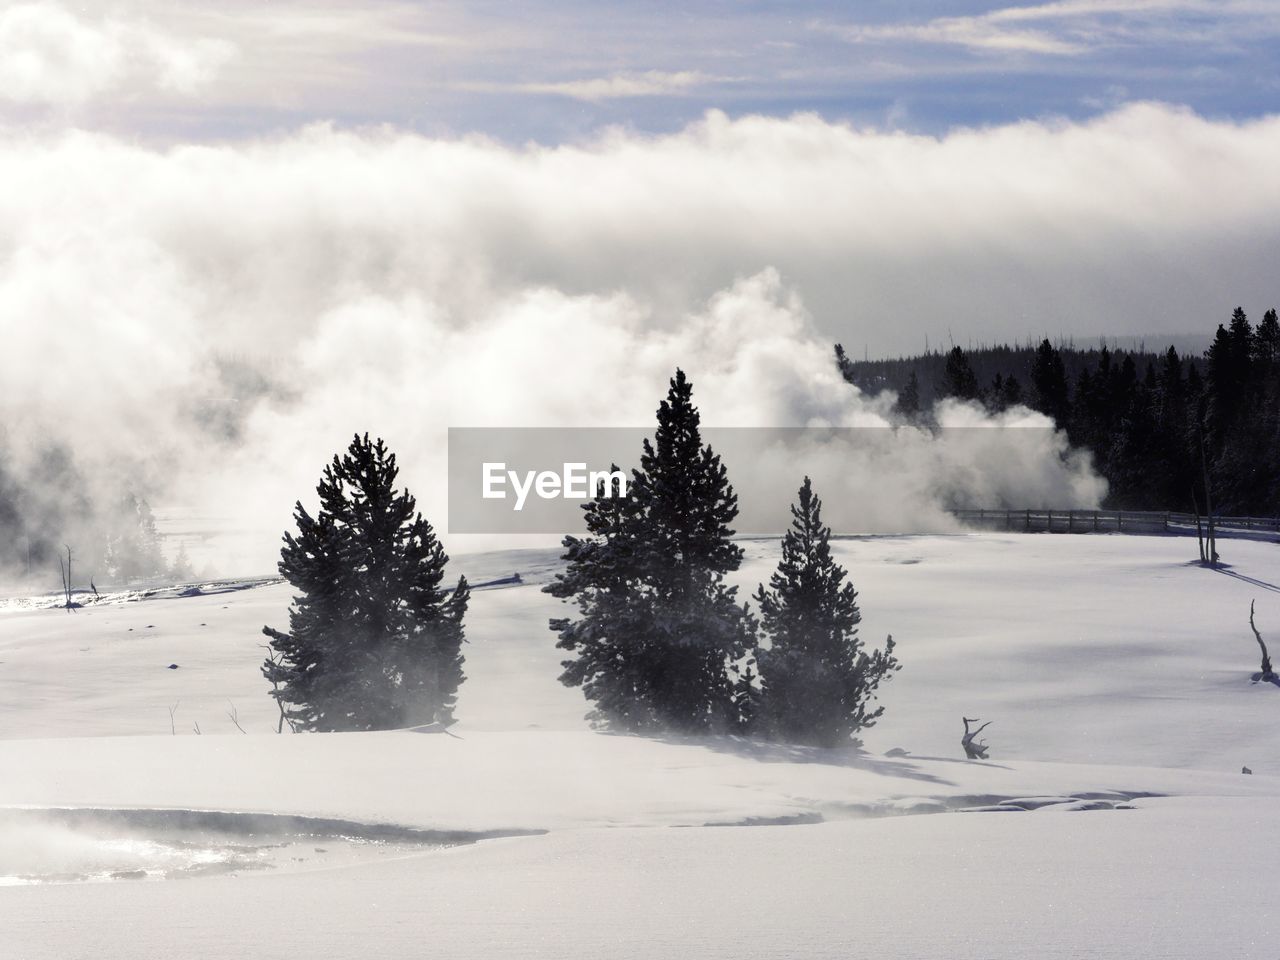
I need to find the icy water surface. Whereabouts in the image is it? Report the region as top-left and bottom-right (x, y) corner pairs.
(0, 808), (534, 885)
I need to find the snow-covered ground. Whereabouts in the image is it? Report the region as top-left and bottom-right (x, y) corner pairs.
(1, 533), (1278, 958)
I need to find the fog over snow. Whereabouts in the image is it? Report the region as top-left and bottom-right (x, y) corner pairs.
(1, 2), (1279, 571)
(4, 6), (1280, 957)
(3, 104), (1280, 568)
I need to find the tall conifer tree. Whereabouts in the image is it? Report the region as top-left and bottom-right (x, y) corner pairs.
(755, 478), (899, 748)
(547, 370), (757, 733)
(263, 434), (469, 732)
(941, 346), (980, 401)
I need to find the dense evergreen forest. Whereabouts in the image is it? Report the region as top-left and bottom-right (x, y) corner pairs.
(836, 308), (1280, 516)
(0, 353), (274, 584)
(0, 444), (171, 585)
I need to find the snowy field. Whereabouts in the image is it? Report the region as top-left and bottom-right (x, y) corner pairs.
(1, 532), (1278, 958)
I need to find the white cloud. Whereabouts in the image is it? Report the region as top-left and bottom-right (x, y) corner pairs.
(0, 3), (122, 103)
(837, 18), (1084, 55)
(3, 105), (1279, 566)
(514, 70), (721, 102)
(0, 1), (236, 105)
(821, 0), (1280, 57)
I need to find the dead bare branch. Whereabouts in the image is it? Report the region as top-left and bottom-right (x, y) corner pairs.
(1250, 600), (1275, 682)
(261, 643), (296, 733)
(962, 716), (993, 760)
(226, 700), (247, 734)
(167, 701), (180, 736)
(58, 545), (77, 611)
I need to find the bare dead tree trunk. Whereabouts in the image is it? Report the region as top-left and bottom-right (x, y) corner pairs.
(1197, 421), (1218, 567)
(58, 545), (75, 611)
(1250, 600), (1275, 682)
(962, 716), (992, 759)
(168, 701), (180, 735)
(1190, 484), (1206, 564)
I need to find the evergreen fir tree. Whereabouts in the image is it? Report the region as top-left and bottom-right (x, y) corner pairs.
(262, 434), (469, 732)
(833, 343), (857, 383)
(987, 373), (1023, 411)
(1186, 362), (1204, 398)
(1001, 373), (1024, 408)
(1255, 309), (1280, 368)
(1030, 338), (1071, 427)
(989, 372), (1006, 409)
(1159, 347), (1183, 397)
(546, 370), (757, 734)
(1206, 322), (1241, 439)
(755, 478), (899, 748)
(895, 370), (921, 419)
(1071, 367), (1096, 448)
(1228, 306), (1254, 372)
(941, 346), (980, 401)
(170, 541), (195, 582)
(104, 494), (167, 582)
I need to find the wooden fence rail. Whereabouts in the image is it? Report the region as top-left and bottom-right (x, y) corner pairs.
(951, 509), (1280, 537)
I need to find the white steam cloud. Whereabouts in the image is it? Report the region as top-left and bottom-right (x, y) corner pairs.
(8, 104), (1275, 572)
(0, 2), (235, 106)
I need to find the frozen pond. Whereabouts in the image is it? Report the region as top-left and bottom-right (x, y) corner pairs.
(0, 808), (535, 885)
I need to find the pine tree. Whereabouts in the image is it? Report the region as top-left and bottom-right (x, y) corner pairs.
(1256, 309), (1280, 368)
(170, 541), (195, 582)
(1228, 306), (1254, 372)
(755, 478), (899, 748)
(987, 373), (1023, 411)
(1001, 373), (1024, 408)
(833, 343), (856, 382)
(262, 434), (469, 732)
(547, 370), (757, 734)
(941, 346), (980, 401)
(989, 372), (1006, 408)
(1206, 321), (1241, 439)
(895, 371), (921, 419)
(104, 494), (166, 582)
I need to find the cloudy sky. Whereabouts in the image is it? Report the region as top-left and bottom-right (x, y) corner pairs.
(2, 1), (1279, 564)
(4, 1), (1276, 348)
(3, 1), (1279, 141)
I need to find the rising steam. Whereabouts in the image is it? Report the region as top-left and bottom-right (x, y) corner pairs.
(13, 105), (1276, 574)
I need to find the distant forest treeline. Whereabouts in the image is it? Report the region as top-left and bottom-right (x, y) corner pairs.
(837, 308), (1280, 515)
(0, 352), (278, 586)
(0, 444), (181, 585)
